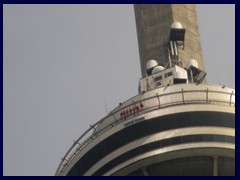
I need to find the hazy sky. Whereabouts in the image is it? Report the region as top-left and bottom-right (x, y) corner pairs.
(3, 4), (235, 176)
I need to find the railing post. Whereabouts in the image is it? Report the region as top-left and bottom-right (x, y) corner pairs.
(90, 124), (96, 131)
(132, 100), (136, 116)
(73, 140), (81, 145)
(206, 88), (209, 103)
(181, 88), (185, 103)
(156, 93), (161, 108)
(213, 156), (218, 176)
(110, 111), (117, 121)
(230, 91), (234, 106)
(61, 157), (66, 162)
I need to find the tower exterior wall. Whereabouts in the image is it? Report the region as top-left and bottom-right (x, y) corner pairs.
(134, 4), (204, 77)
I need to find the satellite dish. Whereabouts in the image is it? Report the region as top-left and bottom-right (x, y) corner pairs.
(171, 22), (183, 29)
(146, 59), (158, 76)
(186, 59), (198, 69)
(152, 66), (165, 74)
(146, 59), (158, 70)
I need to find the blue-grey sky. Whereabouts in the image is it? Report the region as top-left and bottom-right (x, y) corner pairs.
(3, 4), (234, 176)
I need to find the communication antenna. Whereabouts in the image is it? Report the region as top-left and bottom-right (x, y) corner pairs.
(218, 77), (221, 86)
(168, 22), (185, 67)
(104, 100), (109, 114)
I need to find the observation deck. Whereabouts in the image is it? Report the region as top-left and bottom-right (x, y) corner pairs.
(55, 83), (235, 176)
(55, 16), (235, 176)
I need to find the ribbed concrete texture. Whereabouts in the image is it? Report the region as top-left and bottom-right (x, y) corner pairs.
(134, 4), (204, 77)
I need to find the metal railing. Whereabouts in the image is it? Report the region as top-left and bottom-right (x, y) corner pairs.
(55, 86), (235, 175)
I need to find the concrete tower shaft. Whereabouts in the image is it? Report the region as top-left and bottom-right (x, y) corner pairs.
(134, 4), (204, 77)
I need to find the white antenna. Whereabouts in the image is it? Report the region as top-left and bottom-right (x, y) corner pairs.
(218, 77), (221, 86)
(104, 100), (109, 114)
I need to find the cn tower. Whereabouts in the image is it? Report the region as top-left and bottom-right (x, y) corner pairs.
(55, 4), (235, 176)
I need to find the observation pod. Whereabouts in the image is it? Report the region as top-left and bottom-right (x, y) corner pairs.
(55, 84), (235, 176)
(55, 4), (235, 176)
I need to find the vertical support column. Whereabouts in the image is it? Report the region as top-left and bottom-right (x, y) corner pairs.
(156, 93), (161, 108)
(181, 88), (185, 103)
(206, 88), (209, 103)
(213, 156), (218, 176)
(141, 167), (149, 176)
(230, 91), (234, 106)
